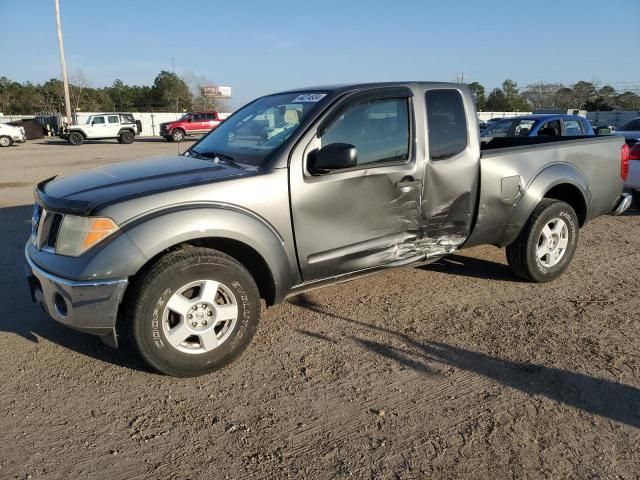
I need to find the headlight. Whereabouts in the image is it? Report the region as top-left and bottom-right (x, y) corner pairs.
(56, 216), (119, 256)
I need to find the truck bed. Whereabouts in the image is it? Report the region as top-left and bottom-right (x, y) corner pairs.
(481, 134), (601, 151)
(465, 134), (625, 249)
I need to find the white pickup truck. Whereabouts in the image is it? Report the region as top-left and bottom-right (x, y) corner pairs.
(60, 113), (142, 145)
(0, 123), (26, 147)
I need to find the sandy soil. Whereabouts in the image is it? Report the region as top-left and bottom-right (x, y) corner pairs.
(1, 139), (638, 479)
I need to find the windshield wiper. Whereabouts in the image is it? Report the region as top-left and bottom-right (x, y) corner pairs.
(188, 149), (246, 169)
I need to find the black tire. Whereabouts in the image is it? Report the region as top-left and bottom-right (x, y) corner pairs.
(0, 136), (12, 147)
(68, 131), (84, 145)
(119, 130), (135, 144)
(171, 129), (185, 142)
(163, 136), (172, 142)
(127, 247), (261, 377)
(506, 199), (579, 283)
(632, 189), (640, 208)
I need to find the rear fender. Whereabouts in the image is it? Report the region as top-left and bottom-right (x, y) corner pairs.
(117, 127), (136, 136)
(498, 163), (590, 246)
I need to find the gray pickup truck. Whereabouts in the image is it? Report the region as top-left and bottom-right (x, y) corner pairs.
(25, 82), (631, 376)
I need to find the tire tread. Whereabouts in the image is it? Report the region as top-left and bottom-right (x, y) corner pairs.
(125, 247), (260, 376)
(506, 199), (574, 282)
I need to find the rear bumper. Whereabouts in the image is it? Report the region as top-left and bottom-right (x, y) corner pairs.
(24, 245), (128, 345)
(611, 193), (632, 216)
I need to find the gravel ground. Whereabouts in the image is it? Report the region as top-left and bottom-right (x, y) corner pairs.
(1, 139), (639, 479)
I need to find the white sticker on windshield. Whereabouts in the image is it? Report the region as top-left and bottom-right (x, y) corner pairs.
(292, 93), (326, 103)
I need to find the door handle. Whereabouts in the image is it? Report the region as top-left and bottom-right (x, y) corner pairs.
(395, 176), (422, 192)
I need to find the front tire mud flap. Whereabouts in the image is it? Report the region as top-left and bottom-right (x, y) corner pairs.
(100, 327), (118, 349)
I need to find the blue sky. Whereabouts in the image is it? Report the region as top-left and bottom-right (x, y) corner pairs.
(2, 0), (639, 108)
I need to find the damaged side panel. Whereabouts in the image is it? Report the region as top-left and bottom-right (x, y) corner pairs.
(288, 84), (480, 283)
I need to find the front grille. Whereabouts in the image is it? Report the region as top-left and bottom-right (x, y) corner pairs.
(46, 212), (64, 248)
(33, 207), (64, 251)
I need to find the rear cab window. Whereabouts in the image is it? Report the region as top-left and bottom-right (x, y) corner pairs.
(107, 115), (119, 124)
(425, 89), (468, 160)
(563, 119), (583, 135)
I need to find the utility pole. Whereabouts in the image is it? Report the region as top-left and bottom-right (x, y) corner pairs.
(456, 72), (465, 84)
(54, 0), (72, 124)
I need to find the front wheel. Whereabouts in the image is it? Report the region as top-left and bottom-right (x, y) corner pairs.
(506, 199), (579, 282)
(0, 136), (12, 147)
(68, 131), (84, 145)
(127, 248), (261, 377)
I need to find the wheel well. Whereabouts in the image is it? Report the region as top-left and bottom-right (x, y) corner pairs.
(70, 129), (86, 138)
(544, 183), (587, 226)
(172, 128), (186, 134)
(118, 128), (135, 135)
(126, 237), (277, 307)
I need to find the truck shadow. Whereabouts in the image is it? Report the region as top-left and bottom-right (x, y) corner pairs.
(420, 254), (521, 282)
(291, 294), (640, 428)
(0, 204), (151, 373)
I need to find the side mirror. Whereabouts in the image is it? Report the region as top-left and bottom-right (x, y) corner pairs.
(187, 118), (193, 123)
(90, 121), (95, 126)
(312, 143), (358, 172)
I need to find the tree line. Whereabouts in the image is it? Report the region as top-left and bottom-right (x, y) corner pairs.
(468, 79), (640, 112)
(2, 72), (639, 115)
(0, 70), (229, 115)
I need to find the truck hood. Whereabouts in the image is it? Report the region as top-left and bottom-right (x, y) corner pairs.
(38, 155), (254, 215)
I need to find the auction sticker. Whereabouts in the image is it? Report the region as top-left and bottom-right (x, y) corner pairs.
(292, 93), (327, 103)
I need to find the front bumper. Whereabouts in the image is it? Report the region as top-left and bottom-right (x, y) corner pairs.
(12, 135), (26, 143)
(24, 245), (128, 346)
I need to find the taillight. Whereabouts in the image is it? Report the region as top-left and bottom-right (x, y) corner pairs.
(621, 144), (630, 181)
(629, 143), (640, 161)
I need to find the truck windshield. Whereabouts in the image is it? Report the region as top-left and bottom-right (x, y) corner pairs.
(483, 119), (537, 137)
(188, 92), (327, 167)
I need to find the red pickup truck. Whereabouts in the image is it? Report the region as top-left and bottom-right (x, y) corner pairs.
(159, 111), (223, 142)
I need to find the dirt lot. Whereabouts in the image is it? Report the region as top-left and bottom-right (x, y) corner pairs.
(1, 139), (639, 479)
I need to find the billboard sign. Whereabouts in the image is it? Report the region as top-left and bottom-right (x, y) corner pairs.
(203, 86), (232, 98)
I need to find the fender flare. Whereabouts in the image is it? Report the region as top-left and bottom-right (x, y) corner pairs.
(68, 128), (87, 138)
(117, 127), (136, 136)
(499, 163), (590, 246)
(118, 205), (298, 302)
(170, 127), (186, 136)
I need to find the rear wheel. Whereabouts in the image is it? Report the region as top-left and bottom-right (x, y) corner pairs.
(68, 131), (84, 145)
(119, 130), (135, 144)
(0, 136), (12, 147)
(506, 199), (579, 282)
(171, 129), (185, 142)
(127, 247), (261, 377)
